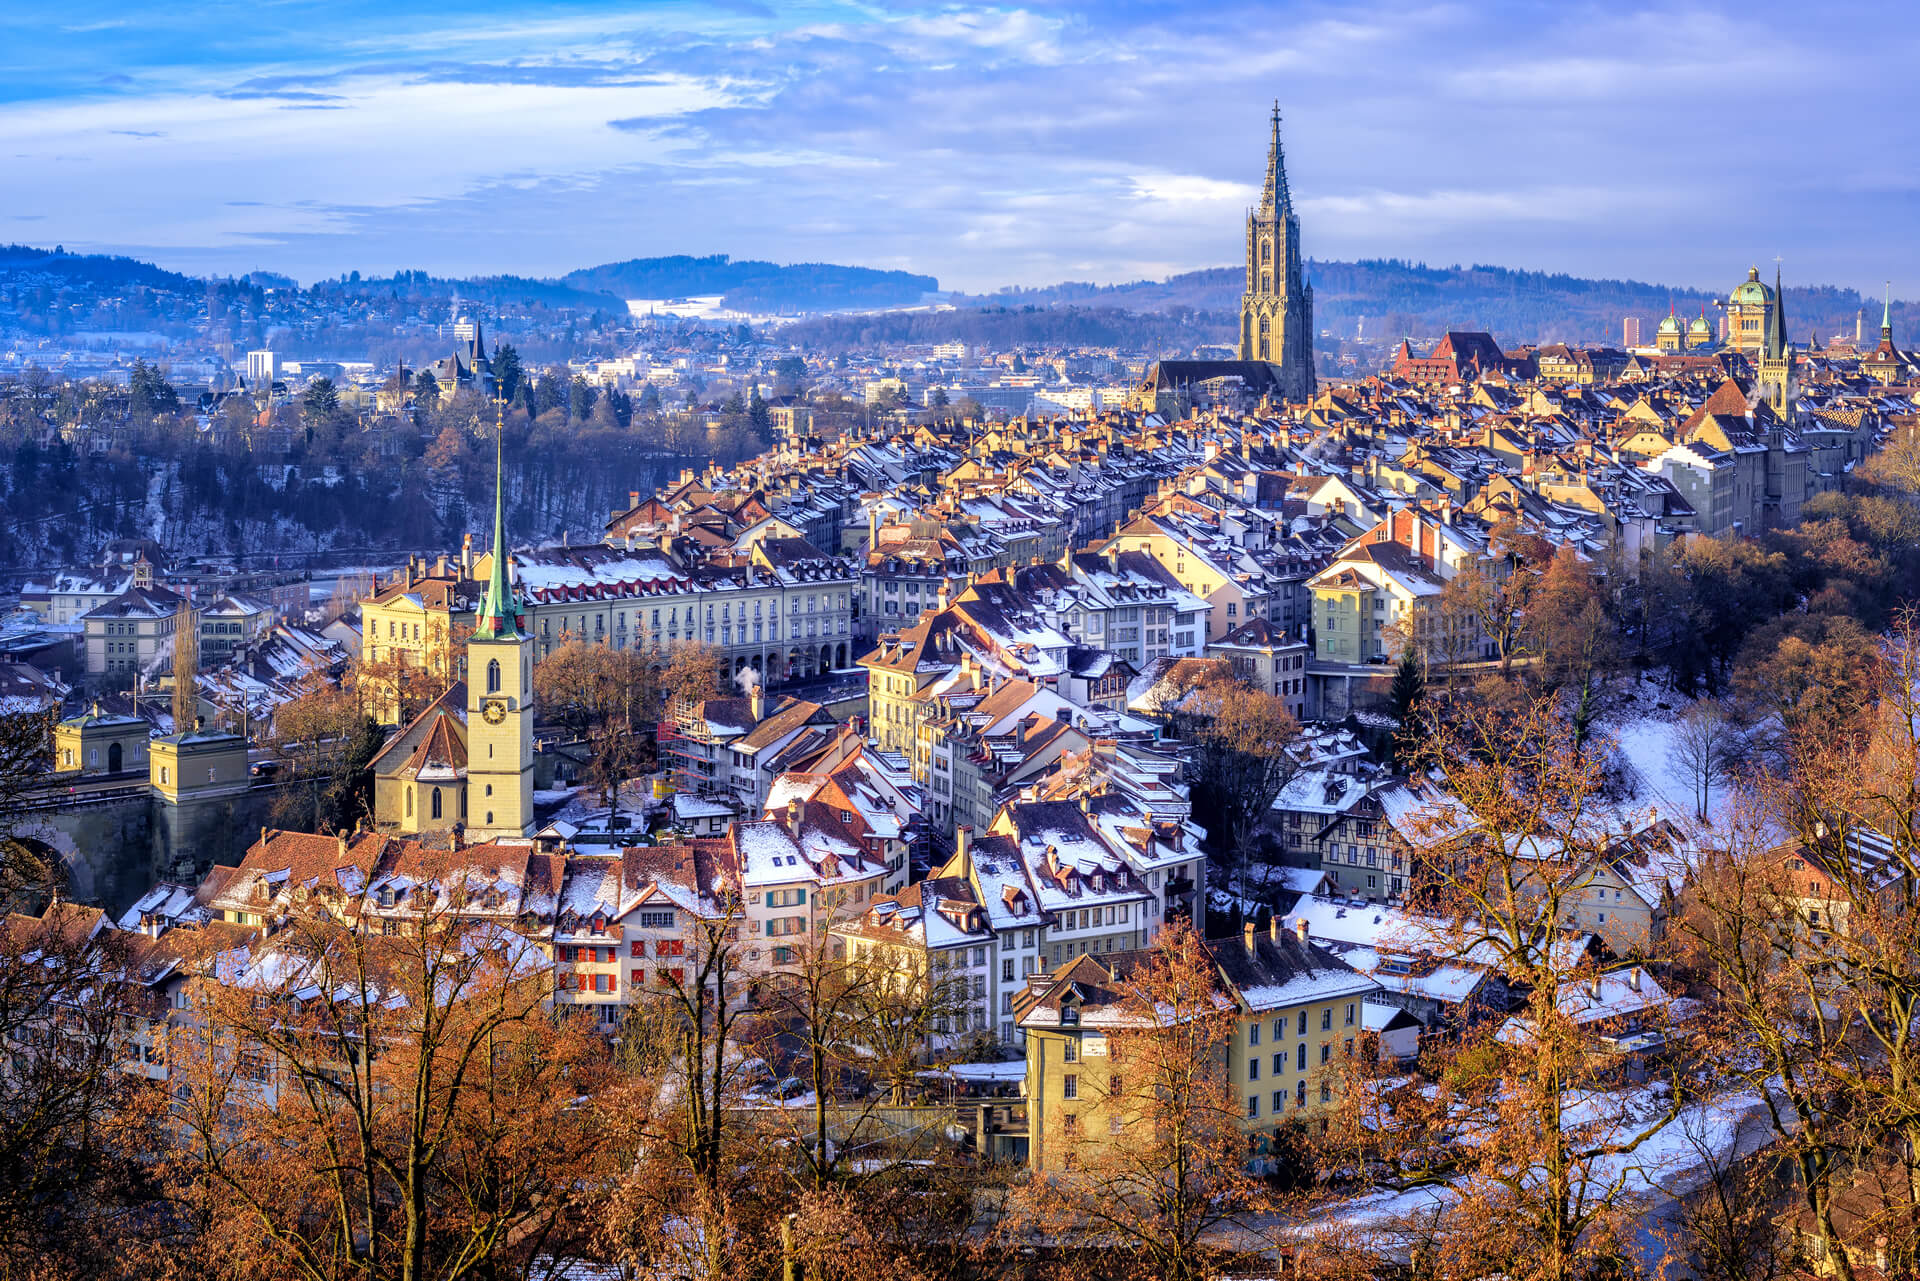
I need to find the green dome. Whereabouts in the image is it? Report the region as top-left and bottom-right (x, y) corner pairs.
(1656, 313), (1684, 335)
(1729, 266), (1774, 306)
(1687, 315), (1714, 336)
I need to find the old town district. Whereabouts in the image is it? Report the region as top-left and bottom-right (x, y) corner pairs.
(8, 254), (1918, 1198)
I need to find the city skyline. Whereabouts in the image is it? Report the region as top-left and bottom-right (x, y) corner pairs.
(6, 0), (1920, 296)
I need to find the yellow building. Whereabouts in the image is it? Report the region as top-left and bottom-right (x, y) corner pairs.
(358, 556), (478, 724)
(53, 702), (149, 776)
(368, 687), (468, 835)
(150, 729), (250, 802)
(1016, 919), (1379, 1173)
(1102, 515), (1272, 643)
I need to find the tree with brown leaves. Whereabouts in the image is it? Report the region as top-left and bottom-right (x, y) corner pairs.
(164, 889), (604, 1281)
(1003, 919), (1273, 1281)
(1321, 693), (1685, 1281)
(1180, 677), (1300, 881)
(0, 909), (161, 1278)
(533, 640), (656, 812)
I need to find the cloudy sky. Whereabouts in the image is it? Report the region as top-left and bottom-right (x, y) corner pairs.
(7, 1), (1918, 297)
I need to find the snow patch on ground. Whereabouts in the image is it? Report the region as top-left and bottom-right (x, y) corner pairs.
(1598, 678), (1734, 836)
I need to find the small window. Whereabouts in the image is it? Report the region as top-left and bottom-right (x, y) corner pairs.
(1062, 1074), (1077, 1100)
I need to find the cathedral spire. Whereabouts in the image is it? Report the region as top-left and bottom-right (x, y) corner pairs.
(1263, 100), (1292, 216)
(474, 397), (523, 639)
(1765, 262), (1789, 360)
(1885, 281), (1894, 340)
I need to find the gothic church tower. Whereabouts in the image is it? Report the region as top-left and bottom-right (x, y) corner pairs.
(1240, 103), (1315, 402)
(1757, 264), (1794, 416)
(466, 413), (535, 839)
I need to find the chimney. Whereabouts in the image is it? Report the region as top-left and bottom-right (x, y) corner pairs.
(1627, 968), (1642, 992)
(337, 834), (348, 859)
(749, 683), (766, 723)
(956, 824), (973, 863)
(1294, 916), (1309, 944)
(1270, 915), (1283, 943)
(786, 800), (803, 838)
(629, 490), (640, 509)
(1243, 921), (1257, 954)
(461, 533), (473, 575)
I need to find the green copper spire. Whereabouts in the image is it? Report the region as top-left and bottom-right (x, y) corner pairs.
(474, 397), (522, 639)
(1885, 281), (1894, 338)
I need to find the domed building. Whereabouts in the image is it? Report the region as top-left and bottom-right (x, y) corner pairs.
(1725, 266), (1776, 356)
(1686, 311), (1716, 351)
(1654, 309), (1687, 353)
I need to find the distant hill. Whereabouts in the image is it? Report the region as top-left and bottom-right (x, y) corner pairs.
(968, 259), (1911, 349)
(562, 254), (938, 314)
(0, 243), (200, 294)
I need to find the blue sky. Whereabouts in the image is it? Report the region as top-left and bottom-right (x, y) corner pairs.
(6, 1), (1919, 296)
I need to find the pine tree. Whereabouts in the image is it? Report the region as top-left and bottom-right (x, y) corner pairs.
(1386, 644), (1425, 768)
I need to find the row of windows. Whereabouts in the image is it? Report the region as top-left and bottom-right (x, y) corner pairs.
(1250, 1004), (1354, 1044)
(557, 968), (685, 994)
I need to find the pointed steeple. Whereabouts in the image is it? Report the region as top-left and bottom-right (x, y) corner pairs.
(471, 318), (487, 363)
(473, 400), (523, 640)
(1884, 281), (1894, 341)
(1262, 100), (1293, 216)
(1765, 263), (1789, 360)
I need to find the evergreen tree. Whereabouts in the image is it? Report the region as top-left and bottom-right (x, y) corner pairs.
(300, 376), (339, 424)
(492, 342), (523, 401)
(1386, 645), (1426, 769)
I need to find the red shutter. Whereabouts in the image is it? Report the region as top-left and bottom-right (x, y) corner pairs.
(631, 968), (644, 986)
(630, 940), (643, 958)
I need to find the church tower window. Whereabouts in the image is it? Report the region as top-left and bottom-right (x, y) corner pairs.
(487, 659), (501, 693)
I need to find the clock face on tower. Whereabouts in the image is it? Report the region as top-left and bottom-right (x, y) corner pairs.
(481, 698), (508, 725)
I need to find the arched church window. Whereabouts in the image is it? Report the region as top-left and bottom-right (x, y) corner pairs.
(1261, 240), (1271, 262)
(487, 659), (501, 693)
(431, 789), (442, 820)
(406, 788), (413, 818)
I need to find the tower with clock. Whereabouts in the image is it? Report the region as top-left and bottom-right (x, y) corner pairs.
(466, 409), (535, 839)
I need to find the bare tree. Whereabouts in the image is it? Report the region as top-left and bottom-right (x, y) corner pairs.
(1667, 697), (1741, 824)
(172, 604), (199, 733)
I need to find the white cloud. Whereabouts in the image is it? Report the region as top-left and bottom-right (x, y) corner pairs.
(1129, 173), (1257, 205)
